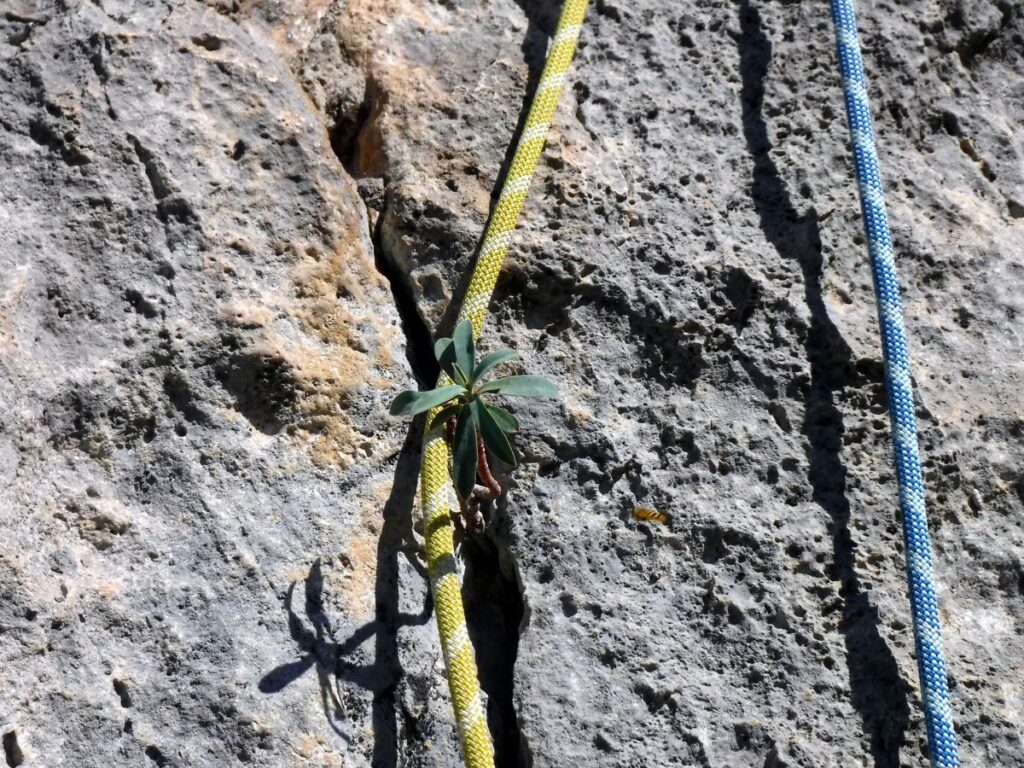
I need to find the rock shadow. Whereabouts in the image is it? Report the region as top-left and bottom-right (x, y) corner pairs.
(736, 2), (910, 765)
(461, 531), (526, 768)
(259, 427), (431, 766)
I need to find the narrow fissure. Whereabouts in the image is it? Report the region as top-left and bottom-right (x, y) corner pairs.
(318, 50), (530, 767)
(462, 529), (529, 768)
(368, 192), (438, 387)
(330, 80), (437, 386)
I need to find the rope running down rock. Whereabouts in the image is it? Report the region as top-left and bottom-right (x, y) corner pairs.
(417, 3), (589, 766)
(829, 1), (961, 765)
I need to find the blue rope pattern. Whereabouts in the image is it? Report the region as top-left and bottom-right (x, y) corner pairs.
(828, 1), (960, 765)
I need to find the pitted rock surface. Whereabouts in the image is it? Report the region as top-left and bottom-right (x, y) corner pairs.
(1, 1), (1022, 767)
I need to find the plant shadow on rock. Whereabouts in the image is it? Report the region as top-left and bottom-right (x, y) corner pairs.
(258, 427), (432, 766)
(737, 2), (910, 765)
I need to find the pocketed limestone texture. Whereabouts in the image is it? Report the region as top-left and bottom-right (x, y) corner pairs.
(1, 1), (1022, 766)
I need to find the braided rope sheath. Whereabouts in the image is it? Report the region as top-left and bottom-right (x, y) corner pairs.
(829, 2), (960, 765)
(419, 3), (588, 766)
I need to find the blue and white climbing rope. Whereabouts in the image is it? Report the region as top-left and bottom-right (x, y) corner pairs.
(829, 1), (960, 766)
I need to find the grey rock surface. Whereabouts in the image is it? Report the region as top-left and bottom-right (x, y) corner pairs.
(2, 0), (1022, 767)
(0, 1), (450, 765)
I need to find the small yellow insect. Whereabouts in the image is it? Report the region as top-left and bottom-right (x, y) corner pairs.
(632, 506), (670, 525)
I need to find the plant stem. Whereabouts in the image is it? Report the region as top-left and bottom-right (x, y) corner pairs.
(460, 494), (485, 535)
(475, 434), (501, 500)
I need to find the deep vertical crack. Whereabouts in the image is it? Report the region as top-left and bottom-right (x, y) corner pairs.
(329, 79), (437, 386)
(369, 188), (439, 387)
(368, 177), (530, 765)
(310, 31), (530, 766)
(462, 530), (528, 768)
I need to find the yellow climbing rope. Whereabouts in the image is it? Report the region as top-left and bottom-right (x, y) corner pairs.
(418, 2), (588, 765)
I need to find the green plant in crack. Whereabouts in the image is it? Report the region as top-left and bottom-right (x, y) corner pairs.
(390, 320), (558, 531)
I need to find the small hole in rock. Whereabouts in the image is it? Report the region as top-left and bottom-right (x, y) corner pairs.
(113, 678), (132, 708)
(3, 731), (24, 767)
(560, 593), (578, 617)
(191, 34), (223, 51)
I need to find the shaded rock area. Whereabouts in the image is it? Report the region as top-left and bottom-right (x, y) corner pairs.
(1, 0), (1022, 767)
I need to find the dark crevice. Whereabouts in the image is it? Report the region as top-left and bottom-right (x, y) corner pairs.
(330, 79), (380, 177)
(126, 134), (172, 199)
(309, 15), (544, 764)
(461, 525), (528, 768)
(371, 191), (439, 387)
(2, 731), (24, 767)
(28, 117), (91, 166)
(437, 6), (553, 761)
(319, 69), (437, 385)
(144, 745), (170, 766)
(367, 173), (529, 764)
(113, 678), (132, 708)
(86, 31), (110, 83)
(5, 9), (50, 25)
(124, 288), (159, 319)
(738, 3), (911, 767)
(126, 134), (196, 225)
(191, 33), (225, 52)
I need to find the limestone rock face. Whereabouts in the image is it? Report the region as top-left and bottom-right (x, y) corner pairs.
(2, 1), (1022, 767)
(0, 1), (430, 765)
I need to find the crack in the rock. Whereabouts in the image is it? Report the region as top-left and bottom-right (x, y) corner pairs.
(366, 154), (531, 768)
(310, 40), (531, 765)
(370, 189), (439, 387)
(328, 77), (437, 385)
(462, 522), (529, 768)
(368, 175), (532, 768)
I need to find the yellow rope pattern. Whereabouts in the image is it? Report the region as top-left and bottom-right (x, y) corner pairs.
(418, 3), (588, 765)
